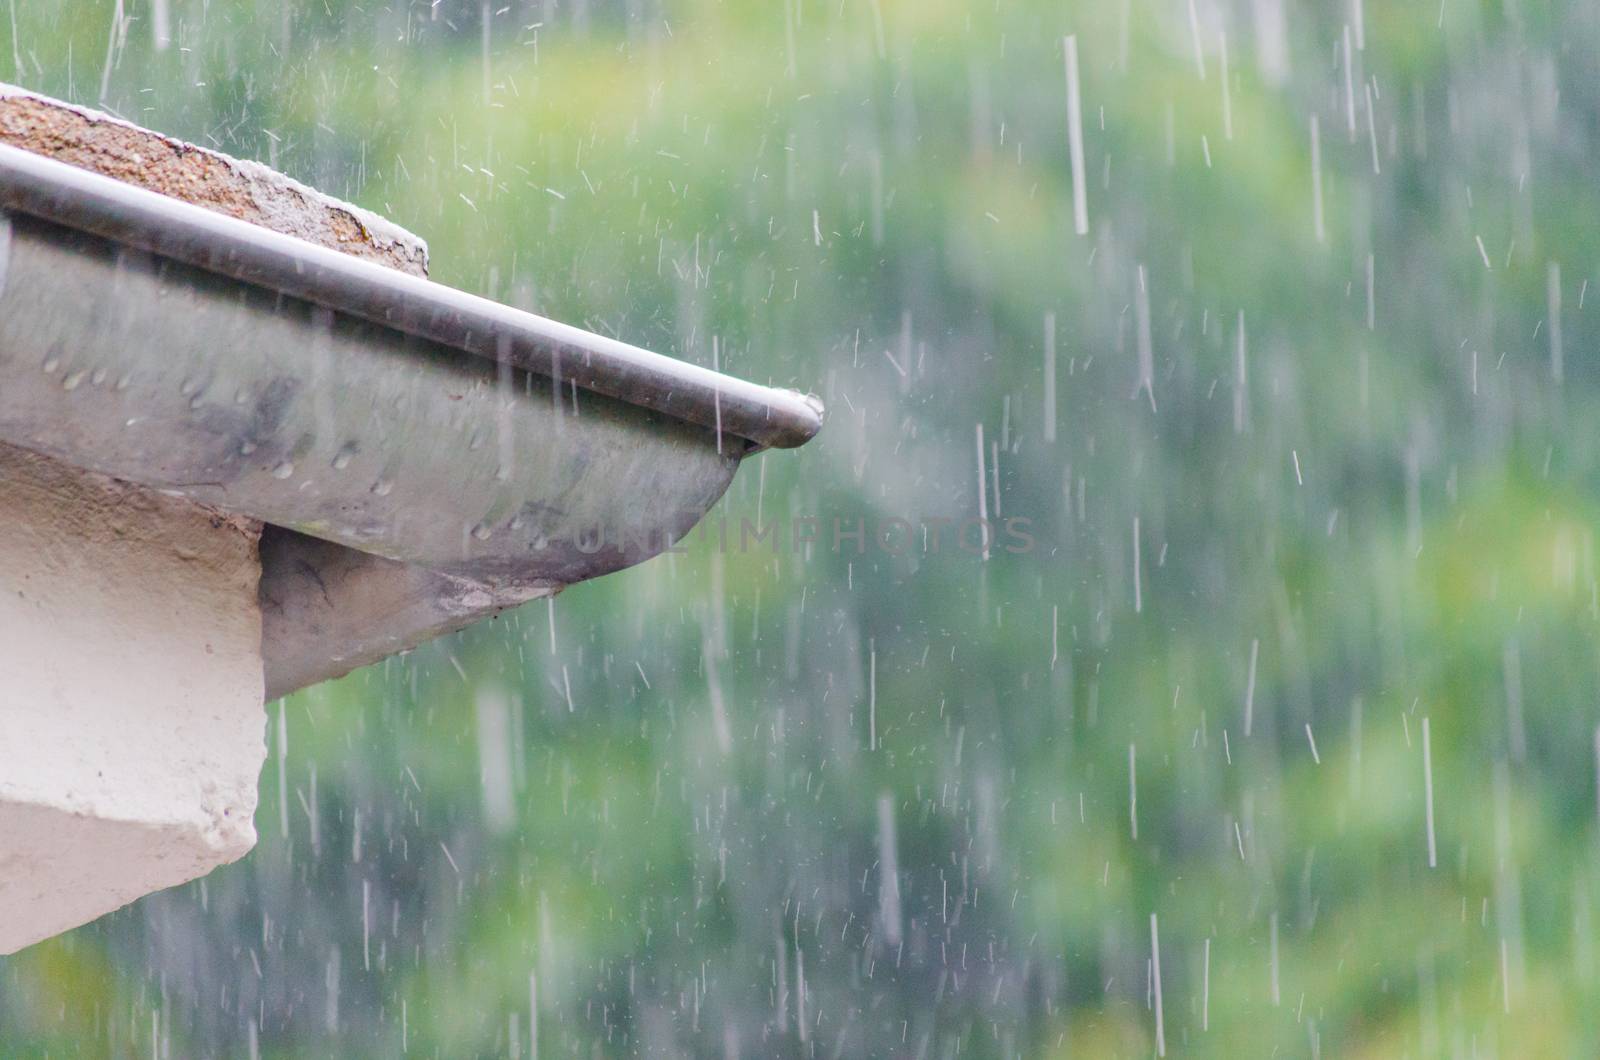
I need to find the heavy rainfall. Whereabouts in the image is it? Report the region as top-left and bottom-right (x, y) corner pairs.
(0, 0), (1593, 1056)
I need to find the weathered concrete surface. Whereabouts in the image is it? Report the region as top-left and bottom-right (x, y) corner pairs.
(0, 86), (432, 952)
(0, 444), (264, 954)
(0, 82), (428, 276)
(259, 529), (555, 700)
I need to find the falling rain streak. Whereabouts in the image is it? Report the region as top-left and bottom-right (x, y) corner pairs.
(1064, 34), (1089, 235)
(0, 209), (10, 297)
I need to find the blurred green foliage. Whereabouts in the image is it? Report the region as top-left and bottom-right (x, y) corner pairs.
(4, 0), (1600, 1055)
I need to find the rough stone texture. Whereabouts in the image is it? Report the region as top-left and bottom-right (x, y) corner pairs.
(0, 82), (428, 276)
(0, 443), (264, 955)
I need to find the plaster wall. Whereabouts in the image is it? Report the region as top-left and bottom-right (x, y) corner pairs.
(0, 444), (264, 954)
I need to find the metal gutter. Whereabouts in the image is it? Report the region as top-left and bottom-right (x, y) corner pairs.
(0, 142), (822, 451)
(0, 142), (823, 697)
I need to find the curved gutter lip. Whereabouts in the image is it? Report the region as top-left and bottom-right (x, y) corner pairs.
(0, 141), (824, 451)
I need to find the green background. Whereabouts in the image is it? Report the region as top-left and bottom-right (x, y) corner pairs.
(2, 0), (1597, 1055)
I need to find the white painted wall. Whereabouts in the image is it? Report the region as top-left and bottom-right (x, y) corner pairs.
(0, 443), (265, 954)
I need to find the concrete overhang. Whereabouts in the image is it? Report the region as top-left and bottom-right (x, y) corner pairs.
(0, 96), (821, 953)
(0, 140), (823, 698)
